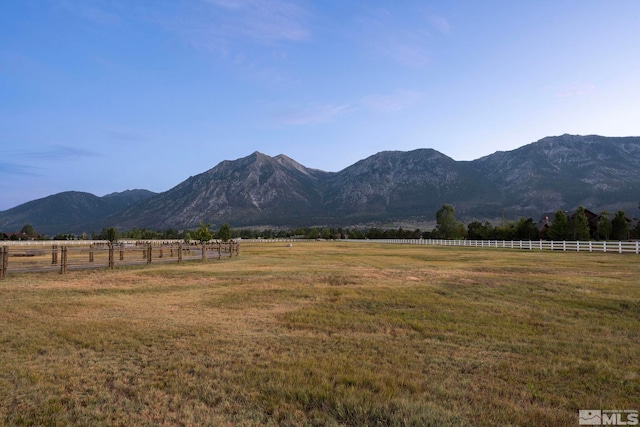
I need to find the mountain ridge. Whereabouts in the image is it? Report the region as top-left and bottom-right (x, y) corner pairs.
(1, 134), (639, 234)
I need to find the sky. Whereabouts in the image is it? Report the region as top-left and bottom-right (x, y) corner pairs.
(1, 1), (640, 211)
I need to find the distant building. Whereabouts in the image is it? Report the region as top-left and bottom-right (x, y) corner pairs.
(538, 208), (632, 240)
(0, 232), (34, 241)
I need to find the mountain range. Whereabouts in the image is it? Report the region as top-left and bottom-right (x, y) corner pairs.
(1, 134), (639, 235)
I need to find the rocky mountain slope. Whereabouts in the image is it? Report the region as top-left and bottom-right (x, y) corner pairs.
(103, 152), (330, 231)
(472, 134), (640, 215)
(324, 149), (500, 222)
(1, 135), (638, 234)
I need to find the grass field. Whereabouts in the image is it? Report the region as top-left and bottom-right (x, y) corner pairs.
(1, 241), (639, 426)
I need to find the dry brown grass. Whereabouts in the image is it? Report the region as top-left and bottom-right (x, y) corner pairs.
(1, 241), (639, 426)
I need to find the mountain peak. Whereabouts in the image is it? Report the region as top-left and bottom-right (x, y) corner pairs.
(250, 150), (270, 159)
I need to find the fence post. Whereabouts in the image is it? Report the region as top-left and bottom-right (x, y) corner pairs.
(147, 242), (152, 264)
(636, 241), (639, 255)
(89, 244), (94, 263)
(120, 244), (124, 261)
(619, 241), (622, 254)
(109, 244), (115, 270)
(0, 246), (6, 279)
(218, 242), (222, 260)
(60, 246), (67, 274)
(178, 243), (183, 264)
(52, 244), (58, 265)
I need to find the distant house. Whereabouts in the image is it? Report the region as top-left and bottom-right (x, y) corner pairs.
(539, 208), (633, 240)
(1, 232), (34, 241)
(631, 218), (640, 240)
(537, 213), (554, 239)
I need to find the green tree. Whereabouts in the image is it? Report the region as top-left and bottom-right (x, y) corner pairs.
(494, 222), (515, 240)
(218, 223), (232, 242)
(105, 227), (118, 243)
(162, 228), (181, 239)
(611, 210), (629, 240)
(307, 228), (319, 239)
(434, 204), (464, 239)
(546, 210), (570, 240)
(513, 218), (539, 240)
(467, 221), (495, 240)
(192, 222), (213, 244)
(571, 206), (591, 240)
(596, 212), (611, 240)
(20, 224), (36, 236)
(367, 228), (383, 239)
(320, 228), (332, 240)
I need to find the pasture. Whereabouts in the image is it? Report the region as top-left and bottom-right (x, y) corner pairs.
(1, 241), (638, 426)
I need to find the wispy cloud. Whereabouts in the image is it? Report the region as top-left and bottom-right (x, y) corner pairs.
(0, 144), (97, 179)
(428, 14), (451, 35)
(203, 0), (310, 43)
(362, 89), (423, 112)
(277, 103), (352, 126)
(555, 83), (596, 97)
(161, 0), (311, 58)
(2, 145), (98, 161)
(34, 145), (98, 160)
(0, 162), (40, 177)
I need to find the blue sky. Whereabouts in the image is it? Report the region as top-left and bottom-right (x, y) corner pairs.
(1, 1), (639, 210)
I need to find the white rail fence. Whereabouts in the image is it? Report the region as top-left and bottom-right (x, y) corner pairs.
(15, 237), (624, 254)
(346, 239), (640, 254)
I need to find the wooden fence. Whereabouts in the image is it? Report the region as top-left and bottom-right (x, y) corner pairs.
(0, 240), (240, 278)
(344, 238), (640, 254)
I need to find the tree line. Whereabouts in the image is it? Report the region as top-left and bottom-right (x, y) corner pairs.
(433, 204), (636, 241)
(91, 222), (233, 243)
(3, 204), (638, 242)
